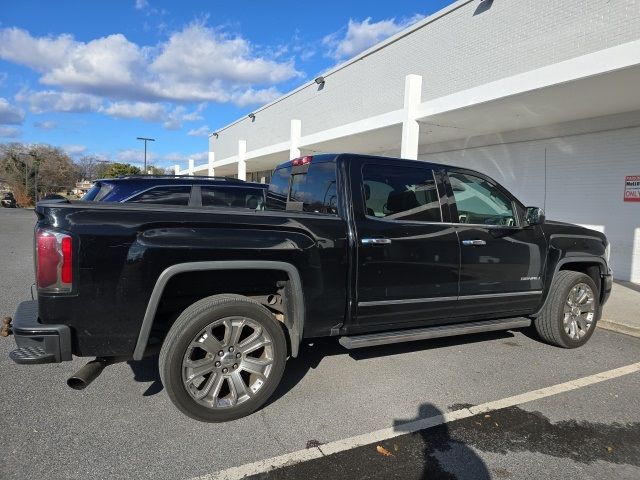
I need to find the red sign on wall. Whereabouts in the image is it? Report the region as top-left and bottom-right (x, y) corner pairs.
(624, 175), (640, 202)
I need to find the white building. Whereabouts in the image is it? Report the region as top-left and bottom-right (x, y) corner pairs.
(177, 0), (640, 284)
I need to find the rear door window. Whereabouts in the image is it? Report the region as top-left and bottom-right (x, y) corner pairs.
(266, 166), (291, 210)
(83, 182), (114, 201)
(289, 162), (338, 214)
(362, 164), (442, 222)
(128, 186), (191, 206)
(201, 186), (264, 209)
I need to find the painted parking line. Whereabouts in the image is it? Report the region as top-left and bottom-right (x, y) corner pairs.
(193, 361), (640, 480)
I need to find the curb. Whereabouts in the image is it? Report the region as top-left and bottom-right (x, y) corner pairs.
(598, 320), (640, 338)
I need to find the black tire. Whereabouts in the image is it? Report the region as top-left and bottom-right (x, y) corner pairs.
(534, 271), (599, 348)
(159, 294), (287, 422)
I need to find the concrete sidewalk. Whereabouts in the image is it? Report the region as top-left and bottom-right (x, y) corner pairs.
(600, 281), (640, 337)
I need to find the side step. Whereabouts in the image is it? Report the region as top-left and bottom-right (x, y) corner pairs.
(9, 346), (56, 364)
(338, 318), (532, 349)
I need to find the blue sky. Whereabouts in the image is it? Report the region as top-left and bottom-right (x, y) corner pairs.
(0, 0), (452, 169)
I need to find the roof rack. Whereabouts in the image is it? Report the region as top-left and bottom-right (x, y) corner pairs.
(112, 175), (246, 183)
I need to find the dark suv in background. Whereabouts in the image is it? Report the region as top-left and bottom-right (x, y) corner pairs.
(82, 175), (267, 209)
(1, 192), (17, 208)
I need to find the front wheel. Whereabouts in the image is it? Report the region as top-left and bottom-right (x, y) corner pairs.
(534, 271), (599, 348)
(159, 294), (287, 422)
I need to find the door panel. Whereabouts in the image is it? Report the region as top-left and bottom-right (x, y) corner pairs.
(447, 169), (546, 318)
(351, 158), (460, 327)
(455, 226), (546, 317)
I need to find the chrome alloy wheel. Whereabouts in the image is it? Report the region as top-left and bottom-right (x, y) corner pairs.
(563, 283), (596, 340)
(182, 316), (274, 409)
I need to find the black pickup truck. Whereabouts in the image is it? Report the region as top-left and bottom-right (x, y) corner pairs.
(7, 153), (612, 422)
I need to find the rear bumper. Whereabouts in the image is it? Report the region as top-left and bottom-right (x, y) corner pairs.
(601, 272), (613, 306)
(9, 300), (72, 364)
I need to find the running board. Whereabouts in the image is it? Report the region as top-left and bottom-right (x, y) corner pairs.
(338, 318), (532, 349)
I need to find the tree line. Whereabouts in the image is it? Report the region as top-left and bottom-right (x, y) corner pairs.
(0, 142), (170, 206)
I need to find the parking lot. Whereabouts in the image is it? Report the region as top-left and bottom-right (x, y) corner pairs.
(1, 207), (639, 480)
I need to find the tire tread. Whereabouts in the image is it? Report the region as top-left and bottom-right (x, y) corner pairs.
(534, 271), (597, 348)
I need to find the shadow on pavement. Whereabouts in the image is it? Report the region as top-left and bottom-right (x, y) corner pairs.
(266, 330), (515, 408)
(391, 404), (490, 479)
(126, 329), (518, 404)
(249, 403), (490, 479)
(127, 354), (164, 396)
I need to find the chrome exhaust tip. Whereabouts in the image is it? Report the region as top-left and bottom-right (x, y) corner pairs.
(67, 357), (112, 390)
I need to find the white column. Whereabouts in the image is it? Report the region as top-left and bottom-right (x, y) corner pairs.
(400, 74), (422, 160)
(208, 152), (215, 177)
(290, 119), (302, 160)
(237, 140), (247, 180)
(188, 159), (195, 176)
(174, 164), (180, 176)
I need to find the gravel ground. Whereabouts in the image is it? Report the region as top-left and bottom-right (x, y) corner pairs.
(1, 207), (638, 480)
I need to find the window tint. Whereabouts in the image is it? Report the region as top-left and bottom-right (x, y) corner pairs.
(83, 182), (114, 201)
(266, 166), (291, 210)
(362, 164), (441, 222)
(448, 172), (517, 226)
(201, 186), (264, 209)
(289, 162), (338, 214)
(128, 186), (191, 206)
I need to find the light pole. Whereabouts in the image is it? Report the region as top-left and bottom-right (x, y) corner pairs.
(136, 137), (155, 174)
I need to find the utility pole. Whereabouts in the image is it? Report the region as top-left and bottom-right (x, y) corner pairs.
(136, 137), (155, 173)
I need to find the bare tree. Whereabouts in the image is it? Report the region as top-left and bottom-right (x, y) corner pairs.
(0, 142), (78, 205)
(75, 155), (110, 180)
(31, 144), (77, 196)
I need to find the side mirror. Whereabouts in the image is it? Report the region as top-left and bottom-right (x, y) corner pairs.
(525, 207), (545, 226)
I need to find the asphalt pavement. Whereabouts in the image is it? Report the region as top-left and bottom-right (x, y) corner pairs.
(1, 207), (639, 480)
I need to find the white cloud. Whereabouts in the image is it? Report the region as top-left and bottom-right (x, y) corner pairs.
(0, 24), (301, 109)
(187, 125), (210, 137)
(116, 148), (156, 164)
(299, 49), (316, 61)
(323, 15), (424, 61)
(0, 28), (75, 72)
(135, 0), (148, 10)
(16, 90), (101, 114)
(151, 23), (300, 88)
(102, 101), (165, 121)
(62, 145), (87, 157)
(34, 120), (58, 130)
(101, 101), (202, 130)
(163, 151), (208, 164)
(0, 97), (25, 124)
(0, 126), (20, 138)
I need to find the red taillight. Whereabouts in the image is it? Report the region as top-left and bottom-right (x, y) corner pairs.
(292, 155), (312, 166)
(60, 236), (73, 284)
(37, 233), (58, 288)
(36, 228), (73, 292)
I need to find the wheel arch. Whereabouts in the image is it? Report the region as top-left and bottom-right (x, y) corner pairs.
(133, 261), (305, 360)
(535, 256), (608, 316)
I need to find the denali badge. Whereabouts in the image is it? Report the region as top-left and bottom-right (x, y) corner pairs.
(521, 276), (540, 281)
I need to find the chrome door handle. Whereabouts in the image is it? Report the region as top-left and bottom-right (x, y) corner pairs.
(361, 238), (392, 245)
(462, 239), (486, 246)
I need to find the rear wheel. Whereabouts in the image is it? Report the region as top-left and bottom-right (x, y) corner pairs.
(160, 294), (287, 422)
(534, 271), (599, 348)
